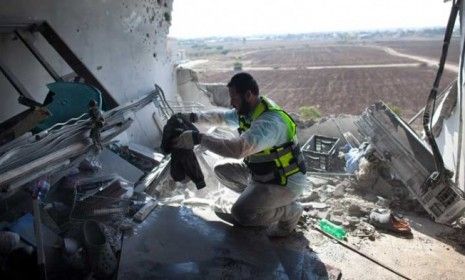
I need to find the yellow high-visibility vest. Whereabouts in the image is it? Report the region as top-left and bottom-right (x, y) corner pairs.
(239, 96), (306, 185)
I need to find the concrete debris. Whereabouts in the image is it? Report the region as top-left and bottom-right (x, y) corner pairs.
(308, 176), (329, 188)
(301, 202), (330, 210)
(303, 209), (330, 220)
(333, 183), (346, 198)
(298, 190), (320, 202)
(2, 88), (459, 280)
(353, 221), (378, 240)
(347, 204), (368, 217)
(306, 210), (319, 218)
(324, 184), (336, 195)
(329, 214), (344, 226)
(331, 209), (345, 216)
(346, 216), (360, 227)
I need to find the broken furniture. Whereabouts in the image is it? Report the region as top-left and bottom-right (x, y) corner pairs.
(0, 87), (170, 279)
(356, 102), (465, 223)
(32, 82), (103, 133)
(0, 89), (165, 196)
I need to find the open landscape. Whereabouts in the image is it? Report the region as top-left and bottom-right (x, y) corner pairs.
(184, 38), (460, 122)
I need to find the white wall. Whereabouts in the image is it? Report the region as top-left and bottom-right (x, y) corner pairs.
(0, 0), (176, 147)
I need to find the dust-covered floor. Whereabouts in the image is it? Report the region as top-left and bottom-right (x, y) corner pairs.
(154, 172), (465, 280)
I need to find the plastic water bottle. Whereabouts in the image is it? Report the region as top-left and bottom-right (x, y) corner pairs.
(319, 219), (347, 240)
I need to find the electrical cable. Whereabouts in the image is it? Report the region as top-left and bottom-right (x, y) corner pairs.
(422, 0), (460, 188)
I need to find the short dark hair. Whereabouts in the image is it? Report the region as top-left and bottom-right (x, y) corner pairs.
(227, 72), (259, 96)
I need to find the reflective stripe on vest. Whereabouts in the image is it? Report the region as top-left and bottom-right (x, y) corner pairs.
(239, 96), (306, 185)
(238, 97), (296, 141)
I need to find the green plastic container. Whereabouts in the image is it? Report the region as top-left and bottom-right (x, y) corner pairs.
(319, 219), (347, 240)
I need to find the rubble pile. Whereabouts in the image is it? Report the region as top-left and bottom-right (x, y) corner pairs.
(297, 175), (385, 240)
(0, 90), (176, 279)
(1, 91), (464, 279)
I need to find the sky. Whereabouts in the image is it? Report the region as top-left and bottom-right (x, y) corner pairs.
(169, 0), (454, 39)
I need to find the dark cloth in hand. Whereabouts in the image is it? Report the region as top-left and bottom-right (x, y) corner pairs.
(161, 114), (206, 189)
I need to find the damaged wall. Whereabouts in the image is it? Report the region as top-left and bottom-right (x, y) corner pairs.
(0, 0), (176, 147)
(176, 66), (231, 109)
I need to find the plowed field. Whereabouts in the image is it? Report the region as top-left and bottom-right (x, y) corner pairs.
(193, 40), (459, 120)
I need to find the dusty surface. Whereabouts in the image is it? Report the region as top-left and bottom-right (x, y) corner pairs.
(120, 205), (341, 280)
(156, 177), (465, 280)
(306, 213), (465, 280)
(150, 128), (465, 280)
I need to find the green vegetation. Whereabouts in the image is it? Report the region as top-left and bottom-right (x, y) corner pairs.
(233, 62), (243, 71)
(299, 106), (321, 121)
(387, 103), (403, 116)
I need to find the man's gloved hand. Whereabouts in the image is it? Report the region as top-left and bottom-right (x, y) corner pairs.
(179, 112), (198, 123)
(172, 130), (202, 149)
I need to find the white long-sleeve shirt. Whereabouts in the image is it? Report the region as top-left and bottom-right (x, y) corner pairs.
(197, 108), (308, 195)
